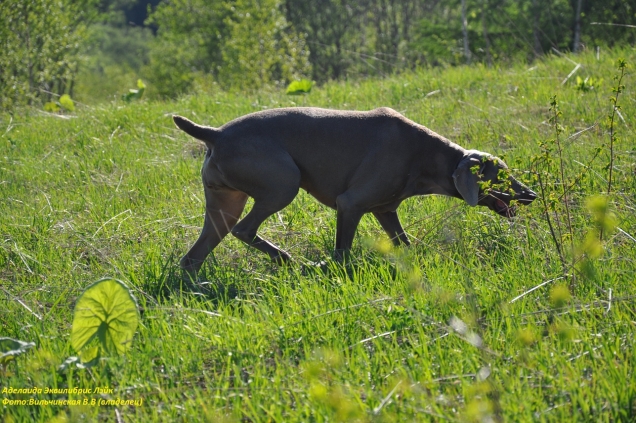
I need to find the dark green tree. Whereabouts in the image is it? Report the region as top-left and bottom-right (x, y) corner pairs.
(0, 0), (93, 109)
(146, 0), (309, 96)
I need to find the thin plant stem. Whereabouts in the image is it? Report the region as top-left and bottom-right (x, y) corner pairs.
(607, 61), (626, 196)
(602, 59), (627, 241)
(550, 97), (574, 280)
(536, 168), (566, 273)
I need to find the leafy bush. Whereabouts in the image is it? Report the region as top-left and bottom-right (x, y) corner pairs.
(144, 0), (310, 97)
(0, 0), (89, 110)
(218, 0), (310, 90)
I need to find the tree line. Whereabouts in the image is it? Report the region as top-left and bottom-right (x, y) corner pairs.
(1, 0), (634, 108)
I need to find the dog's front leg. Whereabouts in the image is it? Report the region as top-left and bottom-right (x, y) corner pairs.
(373, 210), (410, 247)
(181, 189), (248, 277)
(334, 194), (365, 261)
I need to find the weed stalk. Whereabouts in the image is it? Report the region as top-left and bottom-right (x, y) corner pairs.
(606, 59), (627, 196)
(531, 95), (573, 277)
(602, 59), (627, 241)
(549, 97), (574, 274)
(536, 169), (566, 269)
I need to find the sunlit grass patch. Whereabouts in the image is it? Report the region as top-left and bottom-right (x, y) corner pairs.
(1, 48), (635, 422)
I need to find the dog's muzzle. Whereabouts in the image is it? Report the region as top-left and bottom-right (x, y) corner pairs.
(483, 188), (537, 218)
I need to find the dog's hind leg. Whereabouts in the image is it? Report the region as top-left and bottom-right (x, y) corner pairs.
(373, 210), (410, 247)
(228, 160), (301, 264)
(181, 188), (248, 276)
(231, 201), (294, 264)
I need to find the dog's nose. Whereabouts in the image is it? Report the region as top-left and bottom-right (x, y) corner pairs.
(518, 189), (537, 205)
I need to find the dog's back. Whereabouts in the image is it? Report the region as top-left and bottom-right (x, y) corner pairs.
(213, 107), (419, 205)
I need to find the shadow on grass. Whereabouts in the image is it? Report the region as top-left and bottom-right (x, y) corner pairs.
(137, 252), (241, 304)
(137, 247), (401, 308)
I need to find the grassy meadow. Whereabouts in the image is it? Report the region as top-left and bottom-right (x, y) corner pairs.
(1, 49), (636, 422)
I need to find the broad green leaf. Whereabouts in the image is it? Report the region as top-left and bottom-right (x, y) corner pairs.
(44, 102), (60, 112)
(79, 345), (100, 363)
(0, 337), (36, 365)
(122, 89), (144, 102)
(71, 278), (139, 355)
(122, 80), (146, 102)
(59, 94), (75, 111)
(286, 79), (312, 95)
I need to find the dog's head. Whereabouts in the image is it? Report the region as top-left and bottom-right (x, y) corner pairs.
(452, 150), (536, 217)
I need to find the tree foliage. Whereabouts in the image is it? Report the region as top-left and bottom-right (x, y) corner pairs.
(0, 0), (90, 109)
(284, 0), (432, 81)
(144, 0), (228, 96)
(145, 0), (309, 96)
(219, 0), (310, 90)
(284, 0), (636, 77)
(0, 0), (634, 105)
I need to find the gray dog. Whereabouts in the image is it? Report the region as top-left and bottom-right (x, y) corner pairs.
(173, 107), (536, 274)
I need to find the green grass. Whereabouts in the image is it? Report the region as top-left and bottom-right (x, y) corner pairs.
(1, 48), (636, 422)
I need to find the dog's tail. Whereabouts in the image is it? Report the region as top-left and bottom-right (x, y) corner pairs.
(173, 115), (219, 147)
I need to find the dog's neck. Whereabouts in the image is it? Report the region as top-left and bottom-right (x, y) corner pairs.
(408, 130), (466, 199)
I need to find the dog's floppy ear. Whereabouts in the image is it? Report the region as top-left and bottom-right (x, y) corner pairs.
(452, 154), (482, 206)
(173, 115), (218, 147)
